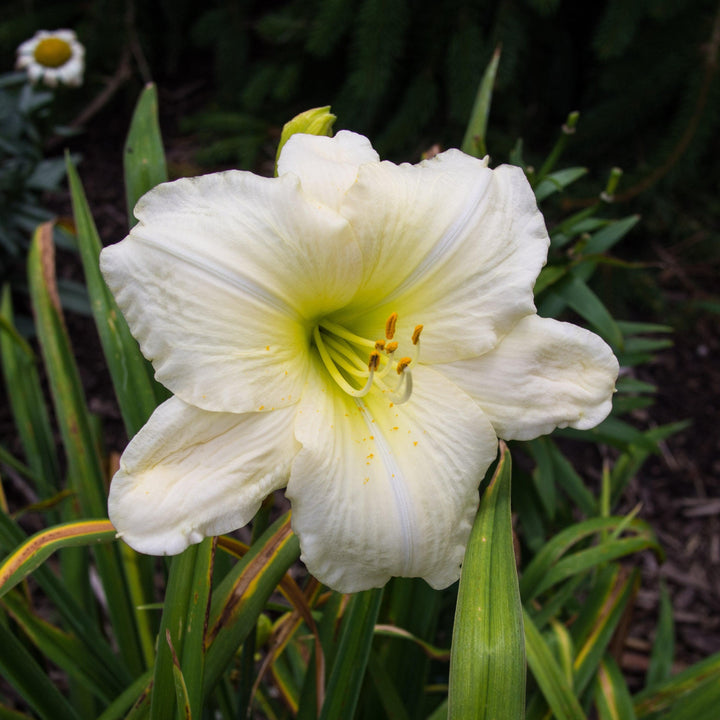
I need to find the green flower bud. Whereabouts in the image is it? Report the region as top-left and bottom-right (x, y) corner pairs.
(275, 106), (337, 172)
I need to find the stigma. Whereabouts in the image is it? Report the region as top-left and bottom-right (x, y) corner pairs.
(313, 312), (422, 404)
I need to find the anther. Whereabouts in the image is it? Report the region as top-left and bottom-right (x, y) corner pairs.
(385, 341), (398, 354)
(374, 339), (386, 351)
(396, 357), (413, 374)
(368, 351), (381, 372)
(412, 325), (423, 345)
(385, 312), (398, 340)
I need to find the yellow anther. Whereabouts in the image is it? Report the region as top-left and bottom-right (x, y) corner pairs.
(412, 324), (424, 345)
(385, 312), (398, 340)
(396, 356), (413, 374)
(385, 341), (398, 353)
(374, 339), (386, 351)
(368, 351), (381, 372)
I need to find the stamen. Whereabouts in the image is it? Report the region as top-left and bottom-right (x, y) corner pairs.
(385, 312), (398, 340)
(396, 356), (413, 374)
(391, 370), (413, 405)
(319, 319), (376, 349)
(312, 313), (422, 402)
(313, 326), (374, 397)
(322, 334), (368, 371)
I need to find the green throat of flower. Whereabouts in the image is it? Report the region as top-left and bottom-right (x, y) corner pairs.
(313, 312), (422, 405)
(33, 37), (72, 68)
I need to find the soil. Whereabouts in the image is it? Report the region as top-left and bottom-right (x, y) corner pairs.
(1, 81), (718, 699)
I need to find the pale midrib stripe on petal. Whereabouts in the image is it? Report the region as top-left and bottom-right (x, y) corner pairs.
(131, 233), (303, 322)
(355, 397), (413, 574)
(371, 175), (490, 309)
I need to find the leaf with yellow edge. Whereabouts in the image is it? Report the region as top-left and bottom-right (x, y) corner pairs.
(0, 520), (116, 597)
(595, 655), (636, 720)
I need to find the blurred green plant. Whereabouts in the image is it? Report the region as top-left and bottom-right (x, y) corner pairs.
(0, 71), (75, 283)
(0, 73), (716, 720)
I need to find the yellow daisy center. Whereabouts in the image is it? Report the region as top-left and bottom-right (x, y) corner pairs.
(313, 312), (423, 404)
(33, 37), (73, 68)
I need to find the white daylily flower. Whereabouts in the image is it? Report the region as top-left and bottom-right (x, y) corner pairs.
(101, 130), (619, 592)
(16, 29), (84, 87)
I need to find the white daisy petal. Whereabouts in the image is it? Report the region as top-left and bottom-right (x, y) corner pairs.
(287, 362), (498, 592)
(108, 397), (299, 555)
(340, 151), (550, 363)
(277, 130), (380, 210)
(101, 170), (361, 414)
(437, 315), (619, 440)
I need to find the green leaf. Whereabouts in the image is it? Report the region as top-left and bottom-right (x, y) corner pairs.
(150, 544), (203, 720)
(609, 421), (688, 505)
(95, 671), (153, 720)
(168, 630), (193, 720)
(534, 264), (568, 296)
(0, 617), (81, 720)
(0, 513), (132, 690)
(528, 437), (558, 520)
(633, 653), (720, 720)
(524, 609), (586, 720)
(534, 167), (588, 202)
(449, 445), (525, 720)
(461, 46), (501, 157)
(634, 652), (720, 718)
(204, 514), (300, 696)
(0, 287), (62, 502)
(2, 589), (119, 703)
(367, 650), (411, 720)
(27, 223), (146, 676)
(520, 516), (659, 603)
(66, 155), (161, 437)
(583, 215), (640, 255)
(646, 581), (674, 688)
(595, 655), (637, 720)
(550, 273), (624, 348)
(181, 538), (214, 719)
(368, 576), (443, 718)
(124, 83), (168, 228)
(546, 439), (597, 517)
(296, 591), (344, 720)
(319, 588), (384, 720)
(571, 565), (640, 696)
(0, 520), (116, 598)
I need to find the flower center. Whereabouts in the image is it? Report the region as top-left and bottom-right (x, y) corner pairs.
(313, 312), (423, 404)
(33, 37), (73, 68)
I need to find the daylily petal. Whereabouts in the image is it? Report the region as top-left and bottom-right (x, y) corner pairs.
(277, 130), (380, 211)
(108, 397), (299, 555)
(437, 315), (619, 441)
(101, 170), (361, 413)
(338, 150), (550, 363)
(287, 362), (498, 592)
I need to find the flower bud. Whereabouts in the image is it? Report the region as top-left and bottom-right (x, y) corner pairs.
(275, 107), (336, 171)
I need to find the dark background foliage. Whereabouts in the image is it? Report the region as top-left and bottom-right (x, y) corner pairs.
(2, 0), (719, 177)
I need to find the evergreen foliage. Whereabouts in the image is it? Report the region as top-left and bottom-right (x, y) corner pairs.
(2, 0), (718, 192)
